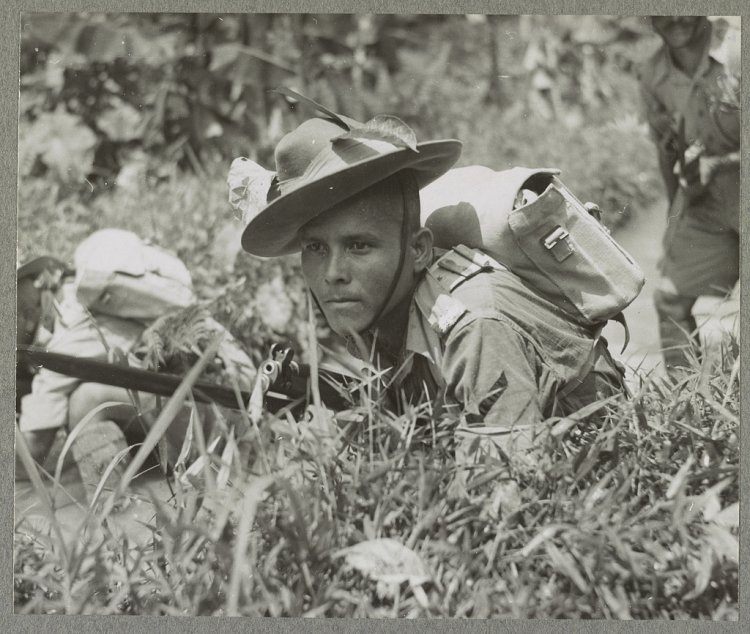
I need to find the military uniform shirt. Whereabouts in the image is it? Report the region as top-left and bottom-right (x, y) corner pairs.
(638, 21), (740, 298)
(638, 21), (740, 211)
(393, 247), (623, 459)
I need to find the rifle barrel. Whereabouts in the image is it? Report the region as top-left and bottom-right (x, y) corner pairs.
(16, 345), (352, 413)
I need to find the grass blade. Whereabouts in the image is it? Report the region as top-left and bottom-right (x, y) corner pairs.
(100, 336), (223, 520)
(226, 473), (277, 616)
(15, 428), (69, 565)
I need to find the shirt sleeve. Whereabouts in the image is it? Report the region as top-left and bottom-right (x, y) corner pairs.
(441, 316), (547, 463)
(638, 75), (680, 203)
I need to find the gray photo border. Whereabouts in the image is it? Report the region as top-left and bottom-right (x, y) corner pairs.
(2, 0), (747, 632)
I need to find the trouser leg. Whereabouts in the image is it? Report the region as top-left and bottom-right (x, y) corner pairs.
(68, 385), (155, 506)
(70, 419), (130, 506)
(656, 182), (738, 374)
(653, 289), (698, 371)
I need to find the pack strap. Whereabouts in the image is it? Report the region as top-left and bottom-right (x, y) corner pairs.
(556, 333), (629, 403)
(611, 312), (630, 354)
(556, 343), (598, 400)
(435, 244), (505, 290)
(557, 312), (630, 401)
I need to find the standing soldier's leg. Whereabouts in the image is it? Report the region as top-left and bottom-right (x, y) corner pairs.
(653, 287), (698, 370)
(655, 189), (739, 374)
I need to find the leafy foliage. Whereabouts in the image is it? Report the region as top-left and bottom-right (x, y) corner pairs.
(19, 109), (98, 183)
(19, 12), (662, 226)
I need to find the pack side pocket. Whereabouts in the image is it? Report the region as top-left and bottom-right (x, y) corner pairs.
(508, 185), (644, 324)
(553, 180), (643, 271)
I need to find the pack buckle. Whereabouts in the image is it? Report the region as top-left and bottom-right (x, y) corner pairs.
(542, 226), (575, 262)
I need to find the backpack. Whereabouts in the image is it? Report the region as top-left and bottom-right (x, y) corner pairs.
(74, 229), (195, 320)
(419, 165), (645, 332)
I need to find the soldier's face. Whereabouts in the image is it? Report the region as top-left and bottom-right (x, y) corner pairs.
(652, 16), (705, 50)
(299, 185), (415, 337)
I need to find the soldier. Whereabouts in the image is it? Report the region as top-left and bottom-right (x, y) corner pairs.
(15, 250), (151, 488)
(238, 113), (626, 479)
(16, 231), (255, 501)
(638, 16), (740, 370)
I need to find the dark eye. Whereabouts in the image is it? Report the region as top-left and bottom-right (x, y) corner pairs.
(349, 240), (370, 252)
(303, 240), (325, 254)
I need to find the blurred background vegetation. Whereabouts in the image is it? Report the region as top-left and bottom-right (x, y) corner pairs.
(18, 12), (664, 364)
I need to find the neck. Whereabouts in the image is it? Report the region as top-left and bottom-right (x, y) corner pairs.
(368, 290), (414, 364)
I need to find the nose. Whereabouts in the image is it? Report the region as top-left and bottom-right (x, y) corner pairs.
(323, 248), (350, 285)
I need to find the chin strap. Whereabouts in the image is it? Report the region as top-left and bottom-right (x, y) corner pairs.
(362, 171), (420, 334)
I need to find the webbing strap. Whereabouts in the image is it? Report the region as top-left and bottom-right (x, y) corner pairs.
(556, 343), (598, 401)
(611, 312), (631, 354)
(556, 311), (630, 402)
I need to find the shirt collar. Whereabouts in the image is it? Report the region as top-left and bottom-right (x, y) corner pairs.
(404, 250), (466, 368)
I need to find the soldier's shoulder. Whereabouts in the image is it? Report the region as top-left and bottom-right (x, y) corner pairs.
(413, 247), (497, 336)
(450, 263), (531, 324)
(415, 247), (528, 334)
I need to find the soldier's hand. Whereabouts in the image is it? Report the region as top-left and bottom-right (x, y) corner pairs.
(107, 346), (129, 366)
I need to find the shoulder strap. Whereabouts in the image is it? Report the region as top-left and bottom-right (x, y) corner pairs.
(434, 244), (506, 290)
(415, 246), (505, 336)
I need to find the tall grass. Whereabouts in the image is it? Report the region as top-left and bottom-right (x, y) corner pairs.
(14, 323), (739, 617)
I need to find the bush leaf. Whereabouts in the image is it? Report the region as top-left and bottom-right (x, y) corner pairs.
(714, 502), (739, 529)
(20, 109), (97, 183)
(333, 538), (431, 586)
(666, 455), (694, 499)
(704, 524), (738, 564)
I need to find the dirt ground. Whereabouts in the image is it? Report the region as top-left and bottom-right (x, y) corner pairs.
(603, 196), (668, 379)
(15, 463), (175, 548)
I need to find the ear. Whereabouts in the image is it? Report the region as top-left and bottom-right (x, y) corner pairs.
(411, 227), (434, 273)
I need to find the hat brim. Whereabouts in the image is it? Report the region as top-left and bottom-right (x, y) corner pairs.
(241, 139), (462, 257)
(17, 256), (70, 280)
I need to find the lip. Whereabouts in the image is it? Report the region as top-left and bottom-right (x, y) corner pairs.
(324, 298), (363, 312)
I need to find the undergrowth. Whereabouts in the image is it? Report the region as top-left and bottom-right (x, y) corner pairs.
(14, 329), (739, 618)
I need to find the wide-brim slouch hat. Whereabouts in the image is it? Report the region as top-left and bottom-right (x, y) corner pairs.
(240, 112), (462, 257)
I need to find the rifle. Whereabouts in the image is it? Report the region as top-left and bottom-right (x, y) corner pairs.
(16, 344), (353, 414)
